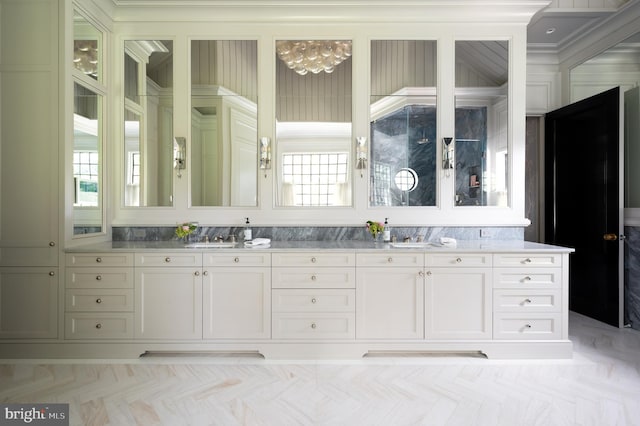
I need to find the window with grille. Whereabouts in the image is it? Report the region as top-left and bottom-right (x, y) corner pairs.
(73, 151), (99, 181)
(129, 152), (140, 185)
(281, 152), (348, 206)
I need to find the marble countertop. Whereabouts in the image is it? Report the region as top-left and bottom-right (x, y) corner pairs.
(65, 240), (574, 253)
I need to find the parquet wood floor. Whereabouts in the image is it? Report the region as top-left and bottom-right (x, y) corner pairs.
(1, 312), (639, 425)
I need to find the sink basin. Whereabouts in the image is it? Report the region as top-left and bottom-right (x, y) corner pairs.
(184, 242), (237, 248)
(389, 242), (439, 248)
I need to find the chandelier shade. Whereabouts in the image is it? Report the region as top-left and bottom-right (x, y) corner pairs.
(74, 40), (99, 78)
(276, 40), (352, 75)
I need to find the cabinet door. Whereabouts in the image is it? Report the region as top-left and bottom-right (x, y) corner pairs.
(0, 267), (58, 338)
(203, 267), (271, 339)
(356, 267), (424, 339)
(135, 268), (202, 339)
(425, 268), (492, 339)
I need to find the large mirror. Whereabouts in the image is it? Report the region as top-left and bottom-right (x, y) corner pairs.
(123, 40), (174, 207)
(190, 40), (258, 206)
(72, 11), (103, 235)
(370, 40), (438, 207)
(275, 40), (353, 207)
(454, 40), (509, 207)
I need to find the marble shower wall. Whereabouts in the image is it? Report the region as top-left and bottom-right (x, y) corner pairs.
(113, 225), (524, 242)
(625, 226), (640, 331)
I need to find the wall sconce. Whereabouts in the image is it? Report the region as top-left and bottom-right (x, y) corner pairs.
(356, 137), (367, 170)
(442, 137), (454, 172)
(259, 137), (271, 170)
(174, 137), (186, 178)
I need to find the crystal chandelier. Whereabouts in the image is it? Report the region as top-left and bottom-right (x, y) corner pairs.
(74, 40), (98, 78)
(276, 40), (352, 75)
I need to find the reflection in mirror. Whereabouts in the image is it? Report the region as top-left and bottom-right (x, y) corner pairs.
(455, 40), (508, 207)
(275, 40), (353, 207)
(73, 83), (102, 234)
(73, 11), (101, 81)
(123, 40), (173, 207)
(370, 41), (437, 207)
(191, 40), (258, 206)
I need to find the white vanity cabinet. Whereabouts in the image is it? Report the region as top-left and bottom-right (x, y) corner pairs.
(202, 252), (271, 339)
(272, 252), (356, 339)
(65, 253), (134, 339)
(356, 252), (425, 339)
(134, 252), (203, 339)
(492, 253), (564, 340)
(424, 253), (493, 339)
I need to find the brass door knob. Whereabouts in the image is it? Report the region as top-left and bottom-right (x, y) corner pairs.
(603, 233), (618, 241)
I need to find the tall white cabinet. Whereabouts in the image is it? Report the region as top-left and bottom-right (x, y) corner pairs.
(0, 0), (60, 338)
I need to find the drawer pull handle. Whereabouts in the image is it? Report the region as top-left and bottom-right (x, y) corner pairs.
(387, 257), (393, 263)
(524, 324), (532, 329)
(418, 271), (424, 277)
(234, 257), (240, 263)
(523, 276), (532, 281)
(49, 241), (56, 247)
(96, 298), (102, 304)
(311, 323), (317, 329)
(165, 257), (171, 263)
(49, 271), (55, 277)
(524, 298), (532, 304)
(456, 258), (462, 263)
(95, 323), (102, 329)
(524, 258), (532, 263)
(311, 275), (317, 281)
(311, 257), (317, 263)
(194, 271), (200, 276)
(96, 257), (102, 263)
(203, 271), (209, 276)
(311, 298), (317, 304)
(96, 275), (102, 281)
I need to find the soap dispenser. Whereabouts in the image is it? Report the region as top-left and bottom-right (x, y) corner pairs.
(383, 218), (391, 242)
(243, 217), (252, 241)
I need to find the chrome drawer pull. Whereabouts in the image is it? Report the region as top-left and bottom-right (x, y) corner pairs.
(311, 298), (317, 304)
(96, 257), (102, 263)
(48, 271), (55, 277)
(311, 257), (317, 263)
(524, 324), (532, 329)
(95, 323), (102, 329)
(203, 271), (209, 276)
(194, 271), (200, 276)
(311, 275), (317, 281)
(524, 258), (532, 263)
(165, 257), (171, 263)
(523, 276), (532, 281)
(387, 257), (393, 263)
(311, 323), (317, 329)
(234, 257), (240, 263)
(418, 271), (424, 277)
(96, 298), (102, 304)
(456, 258), (462, 263)
(524, 298), (532, 304)
(96, 275), (102, 281)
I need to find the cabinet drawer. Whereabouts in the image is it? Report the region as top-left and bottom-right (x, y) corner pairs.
(66, 267), (134, 289)
(493, 289), (561, 313)
(66, 289), (134, 312)
(426, 253), (492, 267)
(135, 252), (202, 267)
(494, 268), (561, 288)
(272, 252), (355, 267)
(204, 252), (271, 267)
(493, 253), (562, 268)
(272, 289), (355, 313)
(493, 313), (561, 340)
(356, 253), (423, 267)
(272, 313), (355, 339)
(66, 253), (133, 267)
(272, 268), (355, 289)
(65, 313), (134, 339)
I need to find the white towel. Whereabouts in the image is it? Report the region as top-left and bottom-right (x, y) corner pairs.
(439, 237), (457, 247)
(244, 238), (271, 247)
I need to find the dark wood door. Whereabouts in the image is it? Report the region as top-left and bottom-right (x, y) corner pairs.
(545, 87), (623, 327)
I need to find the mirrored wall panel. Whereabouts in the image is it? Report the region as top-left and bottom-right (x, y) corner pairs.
(73, 83), (102, 234)
(73, 11), (101, 82)
(455, 40), (508, 207)
(123, 40), (174, 207)
(370, 40), (437, 206)
(275, 40), (353, 207)
(191, 40), (258, 207)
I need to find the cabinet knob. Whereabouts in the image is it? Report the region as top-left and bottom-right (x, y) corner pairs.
(203, 271), (209, 276)
(95, 323), (102, 329)
(523, 276), (532, 281)
(96, 275), (102, 281)
(456, 257), (462, 263)
(96, 257), (102, 263)
(194, 271), (200, 276)
(311, 257), (317, 263)
(524, 298), (532, 304)
(387, 257), (393, 263)
(426, 271), (432, 276)
(165, 257), (171, 263)
(96, 298), (102, 304)
(311, 298), (317, 304)
(418, 271), (424, 277)
(311, 323), (317, 329)
(524, 258), (532, 263)
(234, 257), (240, 263)
(524, 324), (532, 329)
(49, 241), (56, 247)
(311, 275), (317, 281)
(48, 271), (55, 276)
